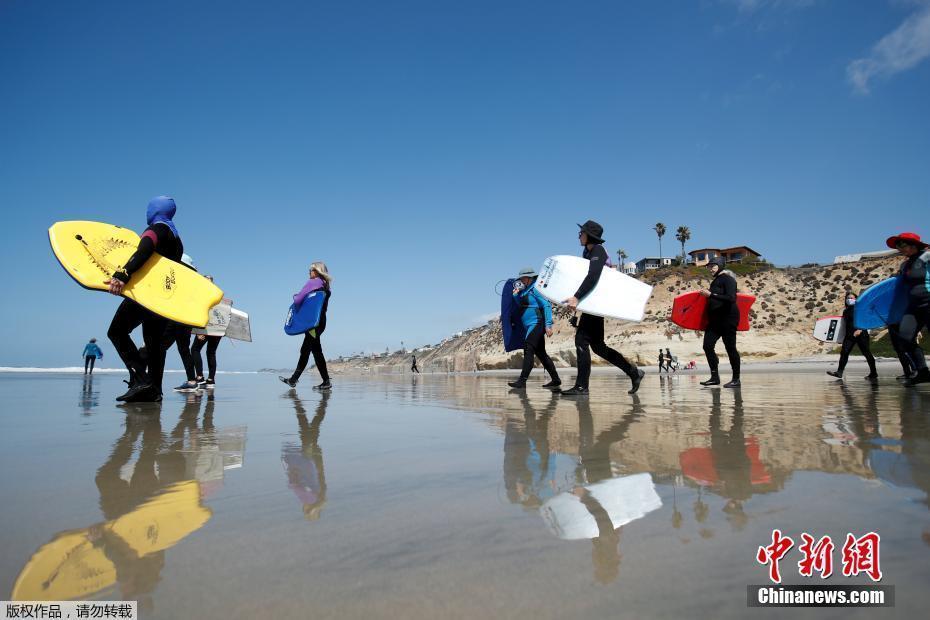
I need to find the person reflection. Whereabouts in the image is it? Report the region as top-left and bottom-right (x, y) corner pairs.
(502, 391), (562, 510)
(79, 374), (99, 416)
(573, 396), (646, 584)
(282, 391), (330, 520)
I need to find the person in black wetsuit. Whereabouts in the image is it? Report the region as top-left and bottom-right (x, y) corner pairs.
(888, 232), (930, 386)
(658, 349), (667, 373)
(280, 262), (332, 390)
(411, 355), (420, 373)
(827, 292), (878, 380)
(105, 196), (183, 402)
(561, 220), (644, 396)
(700, 257), (741, 388)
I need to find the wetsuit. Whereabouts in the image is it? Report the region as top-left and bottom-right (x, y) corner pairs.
(289, 278), (331, 384)
(703, 269), (740, 380)
(658, 351), (666, 373)
(411, 357), (420, 373)
(107, 221), (182, 395)
(83, 342), (102, 374)
(514, 282), (560, 383)
(573, 244), (638, 389)
(898, 250), (930, 375)
(836, 304), (877, 376)
(162, 323), (196, 382)
(887, 324), (914, 377)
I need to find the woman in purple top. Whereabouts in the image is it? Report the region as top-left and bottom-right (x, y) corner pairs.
(280, 262), (332, 389)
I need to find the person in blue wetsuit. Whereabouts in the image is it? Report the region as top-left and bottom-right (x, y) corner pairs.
(83, 338), (103, 374)
(888, 232), (930, 386)
(508, 267), (561, 389)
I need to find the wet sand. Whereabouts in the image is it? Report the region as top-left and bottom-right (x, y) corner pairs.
(1, 371), (928, 619)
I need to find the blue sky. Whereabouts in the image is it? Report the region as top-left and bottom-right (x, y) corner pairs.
(2, 0), (929, 369)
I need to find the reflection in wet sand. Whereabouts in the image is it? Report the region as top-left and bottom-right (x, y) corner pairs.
(12, 393), (246, 609)
(282, 391), (329, 521)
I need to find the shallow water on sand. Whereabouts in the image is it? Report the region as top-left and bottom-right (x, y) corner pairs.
(1, 371), (928, 619)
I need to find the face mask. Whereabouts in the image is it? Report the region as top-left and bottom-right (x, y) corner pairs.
(846, 298), (856, 306)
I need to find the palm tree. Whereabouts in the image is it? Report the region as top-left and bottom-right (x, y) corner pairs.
(653, 223), (666, 264)
(675, 226), (691, 263)
(617, 248), (628, 271)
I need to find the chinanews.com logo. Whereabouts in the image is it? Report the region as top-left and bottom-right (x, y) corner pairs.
(747, 530), (894, 608)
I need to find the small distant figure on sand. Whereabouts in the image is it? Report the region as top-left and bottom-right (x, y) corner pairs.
(665, 348), (678, 372)
(82, 338), (103, 375)
(411, 355), (420, 373)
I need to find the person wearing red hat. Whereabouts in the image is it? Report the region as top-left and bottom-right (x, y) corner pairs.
(887, 232), (930, 386)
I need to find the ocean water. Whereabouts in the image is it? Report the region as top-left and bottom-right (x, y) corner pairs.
(0, 371), (927, 619)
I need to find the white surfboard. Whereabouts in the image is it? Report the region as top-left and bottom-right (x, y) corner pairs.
(813, 316), (845, 344)
(226, 308), (251, 342)
(536, 255), (653, 321)
(192, 301), (232, 337)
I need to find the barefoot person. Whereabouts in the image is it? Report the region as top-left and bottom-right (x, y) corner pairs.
(888, 232), (930, 386)
(507, 267), (561, 390)
(280, 262), (333, 390)
(827, 292), (878, 381)
(561, 221), (644, 396)
(105, 196), (184, 402)
(700, 257), (741, 388)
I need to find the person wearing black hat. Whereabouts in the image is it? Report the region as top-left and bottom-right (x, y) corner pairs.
(827, 292), (878, 381)
(700, 257), (741, 388)
(561, 221), (644, 396)
(888, 232), (930, 386)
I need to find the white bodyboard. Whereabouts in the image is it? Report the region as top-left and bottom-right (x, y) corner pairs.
(192, 302), (232, 337)
(539, 473), (662, 540)
(813, 316), (845, 344)
(226, 308), (251, 342)
(536, 255), (653, 321)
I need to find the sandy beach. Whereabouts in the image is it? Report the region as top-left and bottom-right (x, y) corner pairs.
(1, 370), (927, 618)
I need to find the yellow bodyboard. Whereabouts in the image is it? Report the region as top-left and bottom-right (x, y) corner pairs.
(12, 529), (117, 601)
(106, 481), (212, 557)
(49, 220), (223, 327)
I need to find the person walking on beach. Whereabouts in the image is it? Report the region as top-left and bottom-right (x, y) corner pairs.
(700, 257), (741, 388)
(83, 338), (103, 374)
(657, 349), (667, 373)
(508, 267), (561, 390)
(888, 232), (930, 386)
(168, 254), (200, 392)
(105, 196), (184, 402)
(561, 221), (644, 396)
(827, 292), (878, 381)
(280, 262), (332, 390)
(665, 348), (677, 372)
(411, 355), (420, 373)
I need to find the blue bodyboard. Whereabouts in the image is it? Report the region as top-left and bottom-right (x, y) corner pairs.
(284, 290), (326, 335)
(854, 277), (908, 329)
(501, 279), (526, 352)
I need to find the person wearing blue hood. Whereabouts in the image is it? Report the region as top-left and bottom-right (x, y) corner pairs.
(104, 196), (184, 402)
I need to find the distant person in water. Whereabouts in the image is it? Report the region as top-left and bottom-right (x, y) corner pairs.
(700, 257), (741, 388)
(411, 355), (420, 373)
(508, 267), (561, 390)
(665, 348), (677, 372)
(827, 292), (878, 381)
(888, 232), (930, 386)
(83, 338), (103, 374)
(561, 221), (644, 397)
(657, 349), (666, 373)
(191, 275), (222, 388)
(280, 262), (332, 390)
(105, 196), (183, 402)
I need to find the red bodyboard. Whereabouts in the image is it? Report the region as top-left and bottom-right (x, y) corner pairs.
(670, 291), (756, 332)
